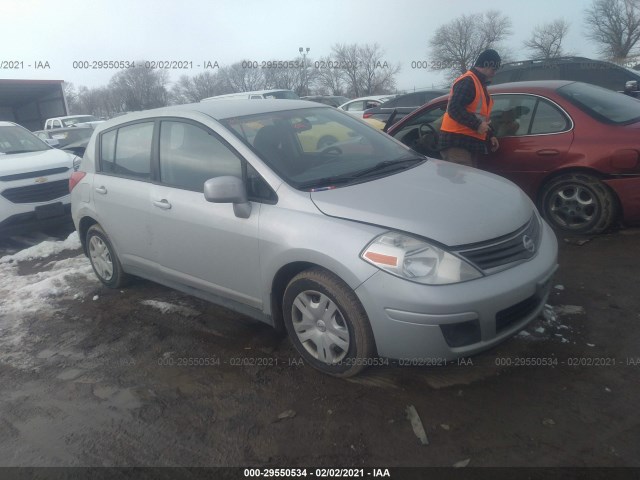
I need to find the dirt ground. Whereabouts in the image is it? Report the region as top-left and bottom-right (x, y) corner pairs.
(0, 223), (639, 469)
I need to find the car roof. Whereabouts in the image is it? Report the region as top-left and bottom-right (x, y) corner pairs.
(102, 99), (331, 124)
(33, 126), (94, 134)
(424, 80), (576, 105)
(0, 121), (19, 127)
(51, 115), (94, 119)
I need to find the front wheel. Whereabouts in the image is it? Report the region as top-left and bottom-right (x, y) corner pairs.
(86, 224), (130, 288)
(283, 268), (375, 377)
(539, 173), (617, 235)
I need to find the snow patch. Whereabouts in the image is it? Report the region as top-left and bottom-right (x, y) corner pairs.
(0, 231), (81, 264)
(140, 300), (200, 317)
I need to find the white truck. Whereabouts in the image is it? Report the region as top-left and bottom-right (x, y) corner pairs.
(0, 79), (69, 131)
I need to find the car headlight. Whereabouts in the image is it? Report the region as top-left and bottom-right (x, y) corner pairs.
(361, 232), (482, 285)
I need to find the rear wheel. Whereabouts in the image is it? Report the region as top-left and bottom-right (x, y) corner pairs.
(283, 268), (375, 377)
(86, 224), (130, 288)
(540, 173), (617, 234)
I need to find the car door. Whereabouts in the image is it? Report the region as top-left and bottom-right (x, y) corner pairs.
(481, 94), (574, 197)
(149, 119), (263, 309)
(92, 121), (157, 270)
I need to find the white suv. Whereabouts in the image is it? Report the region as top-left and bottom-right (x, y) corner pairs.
(0, 121), (76, 235)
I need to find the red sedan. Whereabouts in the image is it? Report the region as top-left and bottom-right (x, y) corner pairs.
(387, 81), (640, 235)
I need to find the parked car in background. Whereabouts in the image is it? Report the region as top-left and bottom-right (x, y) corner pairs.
(301, 95), (350, 107)
(387, 81), (640, 235)
(492, 57), (640, 98)
(201, 89), (299, 101)
(0, 121), (75, 235)
(44, 115), (105, 130)
(71, 99), (557, 377)
(339, 95), (397, 117)
(363, 90), (447, 126)
(33, 126), (94, 149)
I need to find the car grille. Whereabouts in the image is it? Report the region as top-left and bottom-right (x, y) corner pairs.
(1, 180), (69, 204)
(495, 294), (542, 333)
(0, 167), (70, 182)
(454, 215), (541, 272)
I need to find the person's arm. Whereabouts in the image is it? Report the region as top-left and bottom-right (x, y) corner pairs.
(446, 77), (482, 131)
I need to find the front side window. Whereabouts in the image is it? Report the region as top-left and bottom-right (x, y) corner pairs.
(99, 122), (153, 179)
(159, 121), (242, 192)
(490, 95), (537, 137)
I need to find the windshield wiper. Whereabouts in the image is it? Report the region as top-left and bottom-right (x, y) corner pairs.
(350, 157), (424, 179)
(298, 157), (424, 191)
(298, 175), (360, 190)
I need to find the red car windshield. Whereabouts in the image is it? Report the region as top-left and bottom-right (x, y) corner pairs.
(557, 82), (640, 125)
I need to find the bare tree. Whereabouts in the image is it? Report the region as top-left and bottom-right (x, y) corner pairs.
(261, 58), (312, 94)
(331, 43), (400, 97)
(220, 61), (265, 92)
(585, 0), (640, 61)
(428, 10), (512, 81)
(109, 64), (170, 111)
(524, 19), (571, 58)
(314, 56), (347, 95)
(170, 71), (229, 104)
(357, 43), (400, 95)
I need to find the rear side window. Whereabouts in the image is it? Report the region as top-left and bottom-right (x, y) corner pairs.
(159, 121), (242, 192)
(530, 100), (570, 134)
(99, 122), (153, 180)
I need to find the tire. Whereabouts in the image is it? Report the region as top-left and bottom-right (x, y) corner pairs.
(317, 135), (338, 150)
(283, 268), (375, 377)
(86, 224), (130, 288)
(540, 173), (617, 235)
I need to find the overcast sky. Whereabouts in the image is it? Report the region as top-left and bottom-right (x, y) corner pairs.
(2, 0), (601, 93)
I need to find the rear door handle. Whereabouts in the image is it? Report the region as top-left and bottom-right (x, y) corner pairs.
(95, 186), (107, 194)
(153, 199), (172, 210)
(536, 149), (560, 156)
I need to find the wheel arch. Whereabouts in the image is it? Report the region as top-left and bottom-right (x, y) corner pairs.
(77, 216), (99, 256)
(535, 167), (620, 209)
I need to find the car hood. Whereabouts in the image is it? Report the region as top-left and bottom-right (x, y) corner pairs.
(0, 149), (74, 176)
(310, 160), (534, 246)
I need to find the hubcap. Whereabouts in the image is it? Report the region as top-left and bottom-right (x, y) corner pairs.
(89, 235), (114, 281)
(291, 290), (350, 364)
(548, 184), (597, 229)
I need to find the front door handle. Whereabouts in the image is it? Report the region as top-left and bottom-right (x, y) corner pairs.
(536, 149), (560, 156)
(95, 186), (107, 194)
(153, 199), (172, 210)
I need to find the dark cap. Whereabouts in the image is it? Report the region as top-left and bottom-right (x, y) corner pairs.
(475, 49), (501, 69)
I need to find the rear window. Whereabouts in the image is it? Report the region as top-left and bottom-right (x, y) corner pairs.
(266, 90), (299, 99)
(557, 82), (640, 125)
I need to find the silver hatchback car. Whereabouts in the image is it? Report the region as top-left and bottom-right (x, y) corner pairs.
(70, 100), (558, 377)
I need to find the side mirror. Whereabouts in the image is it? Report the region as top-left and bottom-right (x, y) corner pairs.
(204, 175), (252, 219)
(625, 80), (639, 92)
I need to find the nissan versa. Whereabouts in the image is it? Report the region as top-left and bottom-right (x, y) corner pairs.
(70, 100), (558, 377)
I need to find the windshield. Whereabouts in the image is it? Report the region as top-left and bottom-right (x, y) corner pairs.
(223, 107), (419, 189)
(265, 91), (299, 99)
(62, 115), (99, 127)
(557, 82), (640, 125)
(0, 125), (50, 155)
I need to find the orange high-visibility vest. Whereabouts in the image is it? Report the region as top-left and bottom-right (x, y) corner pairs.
(440, 70), (493, 140)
